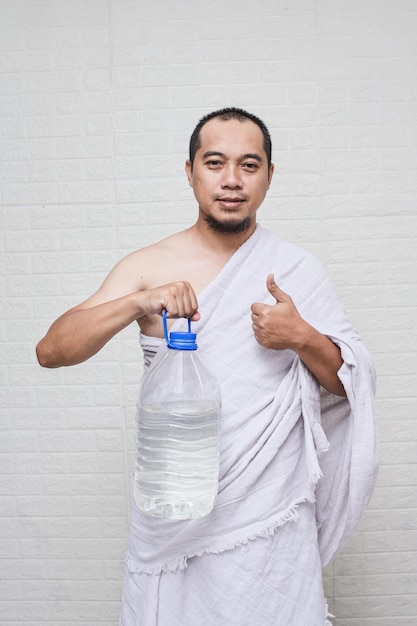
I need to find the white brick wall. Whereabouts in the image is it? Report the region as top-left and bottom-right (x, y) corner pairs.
(1, 0), (416, 623)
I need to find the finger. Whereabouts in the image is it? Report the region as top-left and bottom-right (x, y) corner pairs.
(251, 302), (262, 316)
(176, 295), (186, 319)
(165, 293), (182, 318)
(190, 310), (201, 321)
(186, 284), (199, 317)
(266, 273), (288, 303)
(164, 300), (179, 318)
(181, 284), (199, 319)
(251, 309), (262, 323)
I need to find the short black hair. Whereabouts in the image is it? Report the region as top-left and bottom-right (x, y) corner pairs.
(189, 107), (272, 169)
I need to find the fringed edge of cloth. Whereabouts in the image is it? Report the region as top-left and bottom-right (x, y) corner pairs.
(125, 493), (316, 576)
(324, 599), (335, 625)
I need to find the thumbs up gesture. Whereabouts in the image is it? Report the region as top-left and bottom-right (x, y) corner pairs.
(251, 274), (347, 395)
(251, 274), (306, 351)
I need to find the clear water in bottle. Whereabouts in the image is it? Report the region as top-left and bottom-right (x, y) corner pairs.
(134, 401), (220, 519)
(133, 312), (221, 520)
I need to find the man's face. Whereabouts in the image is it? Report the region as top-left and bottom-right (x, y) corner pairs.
(185, 118), (274, 234)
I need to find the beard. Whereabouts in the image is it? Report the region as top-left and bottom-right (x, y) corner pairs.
(204, 214), (253, 235)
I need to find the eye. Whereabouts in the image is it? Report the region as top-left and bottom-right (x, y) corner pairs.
(206, 159), (223, 168)
(242, 162), (259, 171)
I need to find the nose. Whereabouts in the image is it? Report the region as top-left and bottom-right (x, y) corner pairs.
(221, 164), (242, 189)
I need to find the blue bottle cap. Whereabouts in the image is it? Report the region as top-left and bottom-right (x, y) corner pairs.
(162, 310), (197, 350)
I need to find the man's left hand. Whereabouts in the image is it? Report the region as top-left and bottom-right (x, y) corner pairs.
(251, 274), (306, 351)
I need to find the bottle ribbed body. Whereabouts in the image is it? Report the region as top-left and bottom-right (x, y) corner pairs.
(134, 348), (221, 520)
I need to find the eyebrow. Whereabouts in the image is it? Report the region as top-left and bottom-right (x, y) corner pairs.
(202, 150), (264, 162)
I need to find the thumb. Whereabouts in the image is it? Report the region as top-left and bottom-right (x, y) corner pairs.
(266, 273), (287, 303)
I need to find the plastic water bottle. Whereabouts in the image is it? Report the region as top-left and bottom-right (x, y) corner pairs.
(134, 311), (221, 520)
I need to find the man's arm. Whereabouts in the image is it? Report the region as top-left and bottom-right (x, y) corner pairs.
(36, 255), (199, 368)
(251, 274), (346, 397)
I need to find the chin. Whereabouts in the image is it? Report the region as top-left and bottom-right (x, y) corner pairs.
(204, 215), (253, 235)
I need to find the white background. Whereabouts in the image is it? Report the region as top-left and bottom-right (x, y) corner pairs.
(1, 0), (416, 624)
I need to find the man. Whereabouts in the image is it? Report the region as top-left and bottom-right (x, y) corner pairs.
(37, 108), (378, 625)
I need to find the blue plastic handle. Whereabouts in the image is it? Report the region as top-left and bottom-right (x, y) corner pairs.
(162, 310), (192, 347)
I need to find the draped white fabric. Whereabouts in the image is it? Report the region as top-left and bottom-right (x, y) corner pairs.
(120, 226), (378, 624)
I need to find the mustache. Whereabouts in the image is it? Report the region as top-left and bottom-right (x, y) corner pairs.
(214, 194), (249, 201)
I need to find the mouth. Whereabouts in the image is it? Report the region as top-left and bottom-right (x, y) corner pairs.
(216, 196), (247, 210)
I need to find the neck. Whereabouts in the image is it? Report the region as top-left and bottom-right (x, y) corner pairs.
(193, 217), (257, 254)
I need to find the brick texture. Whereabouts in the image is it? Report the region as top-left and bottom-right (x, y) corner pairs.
(1, 0), (416, 624)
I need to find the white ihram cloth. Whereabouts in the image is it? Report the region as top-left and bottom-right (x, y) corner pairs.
(120, 225), (378, 626)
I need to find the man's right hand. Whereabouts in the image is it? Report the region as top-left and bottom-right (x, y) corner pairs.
(36, 280), (199, 368)
(140, 281), (200, 321)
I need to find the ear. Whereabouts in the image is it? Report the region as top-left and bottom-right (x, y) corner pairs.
(267, 163), (274, 188)
(185, 160), (193, 187)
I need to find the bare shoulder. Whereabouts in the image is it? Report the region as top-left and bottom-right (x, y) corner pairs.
(137, 228), (196, 287)
(77, 230), (192, 309)
(99, 236), (179, 290)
